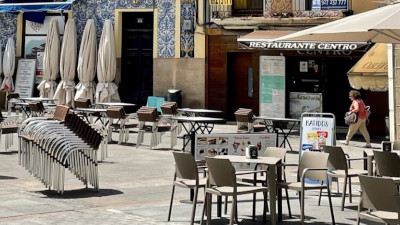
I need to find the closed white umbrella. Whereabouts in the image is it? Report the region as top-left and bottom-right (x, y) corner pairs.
(75, 19), (97, 103)
(54, 19), (77, 107)
(0, 44), (3, 87)
(95, 20), (120, 103)
(38, 19), (60, 98)
(273, 1), (400, 43)
(1, 38), (14, 92)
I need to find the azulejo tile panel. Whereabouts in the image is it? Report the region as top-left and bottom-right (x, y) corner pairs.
(0, 12), (17, 50)
(73, 0), (175, 58)
(157, 0), (175, 57)
(180, 0), (195, 58)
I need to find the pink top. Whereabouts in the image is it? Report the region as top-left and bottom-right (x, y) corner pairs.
(350, 99), (367, 120)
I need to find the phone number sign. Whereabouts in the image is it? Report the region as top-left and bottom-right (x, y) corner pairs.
(312, 0), (348, 10)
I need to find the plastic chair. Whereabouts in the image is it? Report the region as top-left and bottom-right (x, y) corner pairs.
(201, 157), (268, 225)
(357, 175), (400, 224)
(7, 92), (20, 116)
(234, 108), (266, 133)
(136, 106), (177, 149)
(106, 106), (138, 144)
(322, 145), (368, 211)
(146, 96), (165, 113)
(168, 152), (207, 225)
(74, 98), (92, 108)
(373, 150), (400, 179)
(278, 151), (335, 224)
(236, 147), (292, 217)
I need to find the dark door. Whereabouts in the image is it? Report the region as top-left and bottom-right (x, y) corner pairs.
(120, 12), (153, 112)
(227, 52), (254, 121)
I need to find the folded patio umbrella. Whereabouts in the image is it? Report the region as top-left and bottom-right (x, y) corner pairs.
(54, 19), (77, 107)
(38, 19), (60, 98)
(1, 38), (14, 92)
(95, 20), (120, 103)
(75, 19), (97, 103)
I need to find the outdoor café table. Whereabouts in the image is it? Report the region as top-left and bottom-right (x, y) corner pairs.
(171, 116), (224, 151)
(74, 108), (107, 124)
(13, 102), (56, 118)
(178, 108), (222, 117)
(95, 102), (136, 108)
(213, 155), (282, 225)
(18, 97), (57, 103)
(363, 149), (400, 176)
(255, 117), (300, 151)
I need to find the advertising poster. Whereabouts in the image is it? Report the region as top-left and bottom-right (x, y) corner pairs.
(194, 133), (277, 161)
(14, 59), (36, 98)
(259, 56), (285, 118)
(300, 115), (335, 152)
(289, 92), (323, 119)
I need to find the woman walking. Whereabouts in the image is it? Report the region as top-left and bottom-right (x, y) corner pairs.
(342, 90), (371, 148)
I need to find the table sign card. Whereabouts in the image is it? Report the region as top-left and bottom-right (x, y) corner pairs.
(14, 59), (36, 98)
(194, 133), (277, 161)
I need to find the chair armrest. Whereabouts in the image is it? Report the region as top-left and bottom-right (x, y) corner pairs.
(235, 170), (266, 176)
(301, 168), (328, 182)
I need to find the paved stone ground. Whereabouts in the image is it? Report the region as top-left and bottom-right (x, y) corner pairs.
(0, 120), (386, 224)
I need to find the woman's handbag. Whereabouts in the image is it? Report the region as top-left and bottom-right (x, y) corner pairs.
(344, 112), (358, 125)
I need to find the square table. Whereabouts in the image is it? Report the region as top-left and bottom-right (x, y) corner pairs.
(255, 117), (300, 151)
(213, 155), (282, 225)
(171, 116), (224, 150)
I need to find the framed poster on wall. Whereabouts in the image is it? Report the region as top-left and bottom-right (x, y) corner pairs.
(259, 56), (285, 118)
(289, 92), (323, 119)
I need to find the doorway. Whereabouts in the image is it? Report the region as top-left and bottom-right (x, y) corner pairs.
(120, 12), (153, 111)
(227, 52), (254, 121)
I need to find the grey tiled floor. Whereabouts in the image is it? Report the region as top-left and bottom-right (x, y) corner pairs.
(0, 121), (384, 224)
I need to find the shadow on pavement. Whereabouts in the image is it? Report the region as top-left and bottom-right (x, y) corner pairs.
(36, 188), (124, 199)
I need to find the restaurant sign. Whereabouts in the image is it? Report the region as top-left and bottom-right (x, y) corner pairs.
(241, 41), (365, 51)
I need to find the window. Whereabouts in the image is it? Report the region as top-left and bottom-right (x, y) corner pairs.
(232, 0), (263, 16)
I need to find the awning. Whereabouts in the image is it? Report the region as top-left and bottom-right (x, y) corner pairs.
(0, 0), (75, 12)
(347, 43), (388, 91)
(237, 30), (296, 49)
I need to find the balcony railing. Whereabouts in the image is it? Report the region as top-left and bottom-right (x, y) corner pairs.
(210, 0), (345, 20)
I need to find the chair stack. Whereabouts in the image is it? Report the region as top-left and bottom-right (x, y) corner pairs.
(74, 98), (92, 108)
(160, 101), (182, 135)
(234, 108), (266, 133)
(18, 106), (102, 194)
(136, 106), (177, 149)
(106, 106), (138, 144)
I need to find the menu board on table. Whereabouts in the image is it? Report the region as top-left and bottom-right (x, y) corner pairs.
(259, 56), (285, 118)
(194, 133), (277, 161)
(14, 59), (36, 98)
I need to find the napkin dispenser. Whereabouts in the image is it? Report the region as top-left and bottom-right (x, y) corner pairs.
(382, 141), (392, 152)
(246, 145), (258, 159)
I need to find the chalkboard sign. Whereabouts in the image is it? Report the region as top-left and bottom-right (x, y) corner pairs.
(14, 59), (36, 98)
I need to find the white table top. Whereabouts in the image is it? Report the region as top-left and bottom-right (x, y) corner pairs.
(171, 116), (224, 123)
(255, 116), (300, 123)
(214, 155), (281, 165)
(178, 108), (223, 114)
(95, 102), (136, 107)
(74, 108), (107, 113)
(19, 97), (57, 102)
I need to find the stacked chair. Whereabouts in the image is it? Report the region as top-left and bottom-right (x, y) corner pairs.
(7, 92), (20, 116)
(160, 101), (182, 135)
(136, 106), (177, 149)
(0, 110), (20, 151)
(106, 106), (138, 145)
(18, 105), (102, 194)
(234, 108), (268, 133)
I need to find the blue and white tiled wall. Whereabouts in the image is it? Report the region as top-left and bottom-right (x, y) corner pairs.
(0, 0), (196, 58)
(0, 12), (17, 51)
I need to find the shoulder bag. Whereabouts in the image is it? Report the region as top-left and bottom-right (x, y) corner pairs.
(344, 112), (358, 125)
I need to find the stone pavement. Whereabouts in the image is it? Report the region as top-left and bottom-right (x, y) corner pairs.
(0, 122), (386, 224)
